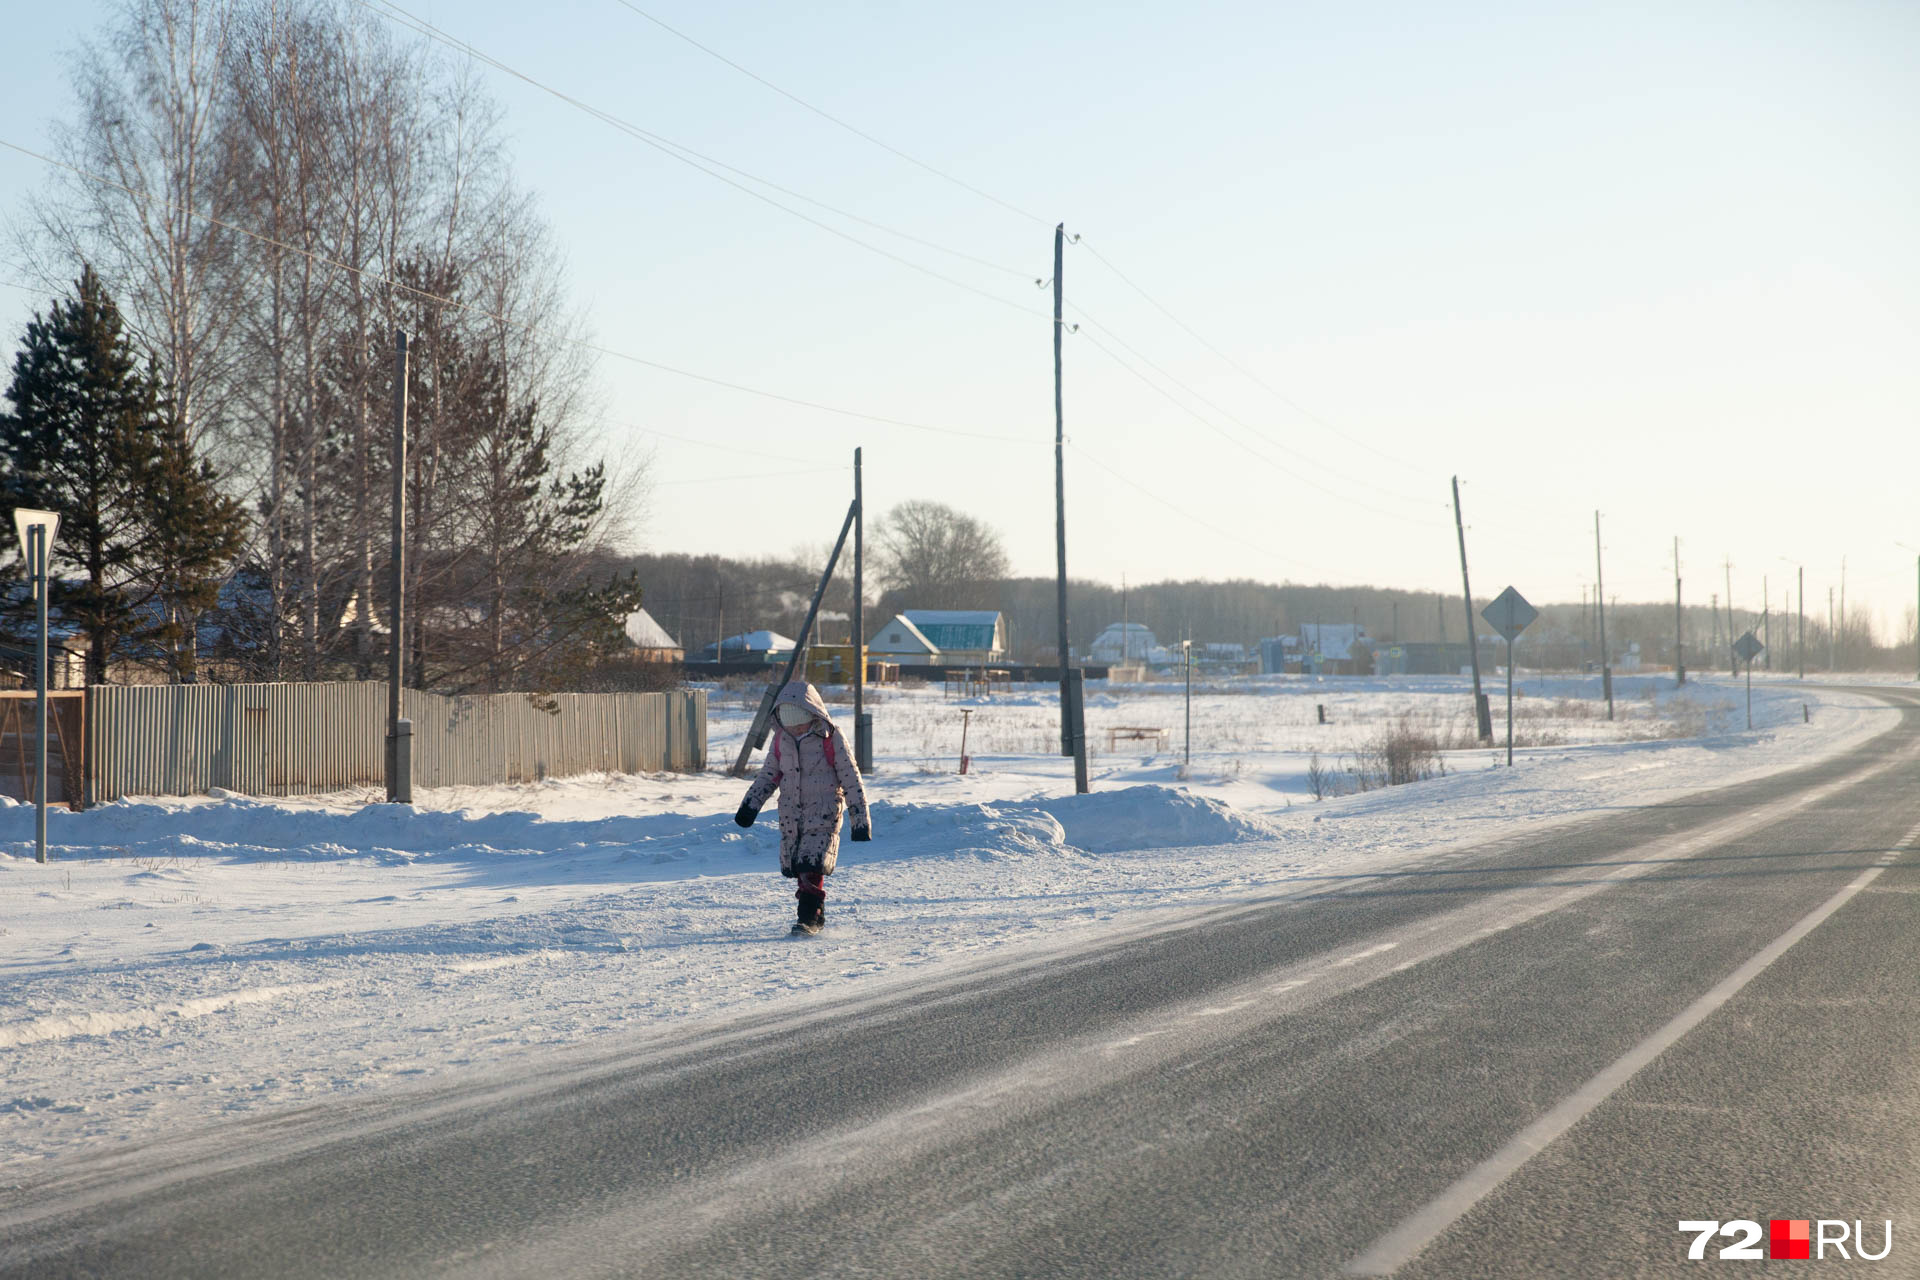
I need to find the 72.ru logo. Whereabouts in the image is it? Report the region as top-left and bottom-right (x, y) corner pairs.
(1679, 1219), (1893, 1261)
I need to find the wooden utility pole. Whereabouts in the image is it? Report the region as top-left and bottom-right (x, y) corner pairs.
(1595, 511), (1612, 719)
(386, 329), (411, 804)
(853, 447), (868, 772)
(1451, 477), (1492, 742)
(1798, 565), (1804, 679)
(1051, 222), (1086, 793)
(1763, 575), (1770, 671)
(1829, 587), (1835, 672)
(1674, 536), (1685, 687)
(1839, 557), (1847, 669)
(1724, 558), (1735, 675)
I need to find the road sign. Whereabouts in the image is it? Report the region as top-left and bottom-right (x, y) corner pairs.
(1733, 631), (1764, 663)
(1481, 586), (1538, 643)
(13, 508), (58, 561)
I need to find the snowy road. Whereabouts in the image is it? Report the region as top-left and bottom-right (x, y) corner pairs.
(2, 686), (1916, 1277)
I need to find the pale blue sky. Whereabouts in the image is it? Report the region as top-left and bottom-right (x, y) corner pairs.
(3, 1), (1917, 634)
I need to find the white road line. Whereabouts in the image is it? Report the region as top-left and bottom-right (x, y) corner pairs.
(1344, 823), (1920, 1276)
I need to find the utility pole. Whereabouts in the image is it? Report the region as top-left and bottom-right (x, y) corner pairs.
(1051, 222), (1087, 794)
(1710, 593), (1720, 654)
(1391, 598), (1400, 645)
(1724, 558), (1735, 676)
(386, 329), (411, 805)
(1798, 565), (1804, 680)
(1452, 477), (1492, 742)
(1595, 511), (1612, 719)
(1762, 575), (1770, 671)
(1829, 587), (1835, 672)
(1674, 536), (1685, 687)
(1839, 557), (1847, 669)
(853, 448), (869, 772)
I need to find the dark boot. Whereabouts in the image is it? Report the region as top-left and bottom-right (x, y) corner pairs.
(795, 889), (826, 933)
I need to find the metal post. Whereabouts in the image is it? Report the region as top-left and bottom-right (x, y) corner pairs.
(34, 524), (49, 864)
(1505, 634), (1515, 767)
(1452, 477), (1492, 742)
(1595, 511), (1612, 720)
(387, 329), (411, 804)
(1674, 536), (1685, 687)
(1184, 628), (1192, 771)
(1746, 655), (1753, 730)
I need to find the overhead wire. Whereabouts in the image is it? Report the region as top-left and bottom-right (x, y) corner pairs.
(1067, 322), (1450, 529)
(1065, 299), (1434, 509)
(1074, 236), (1438, 480)
(0, 136), (1041, 448)
(362, 1), (1045, 318)
(604, 0), (1049, 228)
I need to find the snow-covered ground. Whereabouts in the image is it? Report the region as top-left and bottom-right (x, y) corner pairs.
(0, 673), (1896, 1175)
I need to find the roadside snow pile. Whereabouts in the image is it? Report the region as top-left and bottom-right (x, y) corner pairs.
(864, 786), (1284, 863)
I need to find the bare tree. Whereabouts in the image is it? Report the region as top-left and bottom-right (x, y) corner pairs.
(873, 499), (1009, 608)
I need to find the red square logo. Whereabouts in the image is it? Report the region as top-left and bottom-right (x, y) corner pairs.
(1770, 1219), (1811, 1260)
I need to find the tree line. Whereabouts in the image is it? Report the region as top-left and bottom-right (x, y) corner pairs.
(3, 0), (641, 691)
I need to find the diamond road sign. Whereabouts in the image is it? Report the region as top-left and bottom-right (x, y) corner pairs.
(1733, 630), (1764, 663)
(1481, 586), (1539, 643)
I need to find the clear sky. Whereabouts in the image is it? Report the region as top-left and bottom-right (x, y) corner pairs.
(3, 1), (1917, 635)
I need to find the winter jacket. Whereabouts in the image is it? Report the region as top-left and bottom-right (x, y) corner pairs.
(740, 682), (871, 877)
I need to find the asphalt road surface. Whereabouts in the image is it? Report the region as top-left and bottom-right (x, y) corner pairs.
(5, 688), (1918, 1279)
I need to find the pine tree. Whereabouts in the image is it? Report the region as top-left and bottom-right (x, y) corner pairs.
(145, 414), (247, 682)
(0, 267), (246, 684)
(0, 266), (163, 685)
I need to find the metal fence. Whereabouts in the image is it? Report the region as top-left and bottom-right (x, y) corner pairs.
(88, 682), (707, 802)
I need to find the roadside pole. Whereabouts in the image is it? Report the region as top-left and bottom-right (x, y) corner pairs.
(14, 509), (60, 863)
(386, 329), (411, 804)
(1734, 631), (1764, 731)
(1481, 586), (1538, 768)
(1451, 477), (1492, 742)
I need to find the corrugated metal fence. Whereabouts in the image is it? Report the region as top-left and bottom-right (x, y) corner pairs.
(88, 682), (707, 802)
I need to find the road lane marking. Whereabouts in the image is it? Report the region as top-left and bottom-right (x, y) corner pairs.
(1343, 822), (1920, 1276)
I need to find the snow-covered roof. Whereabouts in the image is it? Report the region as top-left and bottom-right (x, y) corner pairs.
(712, 629), (796, 653)
(868, 614), (939, 655)
(622, 608), (679, 650)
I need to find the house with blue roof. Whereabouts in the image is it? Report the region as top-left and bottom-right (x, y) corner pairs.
(869, 610), (1008, 666)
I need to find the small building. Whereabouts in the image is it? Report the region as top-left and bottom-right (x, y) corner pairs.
(1298, 623), (1372, 676)
(866, 614), (941, 666)
(698, 629), (797, 662)
(898, 610), (1008, 665)
(621, 608), (683, 662)
(1089, 622), (1168, 665)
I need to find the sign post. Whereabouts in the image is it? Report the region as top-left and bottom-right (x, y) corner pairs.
(15, 509), (60, 863)
(1734, 631), (1765, 730)
(1481, 585), (1539, 767)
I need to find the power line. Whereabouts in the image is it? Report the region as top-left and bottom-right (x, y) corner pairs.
(1065, 299), (1433, 510)
(605, 0), (1048, 228)
(1067, 442), (1316, 573)
(1069, 323), (1449, 529)
(1074, 236), (1438, 479)
(0, 136), (1041, 448)
(363, 1), (1044, 318)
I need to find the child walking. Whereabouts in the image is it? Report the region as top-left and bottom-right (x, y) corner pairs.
(735, 681), (871, 934)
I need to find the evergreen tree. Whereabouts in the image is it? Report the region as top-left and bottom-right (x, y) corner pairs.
(0, 267), (245, 684)
(0, 266), (162, 685)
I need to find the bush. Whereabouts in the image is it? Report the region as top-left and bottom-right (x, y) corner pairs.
(1353, 714), (1447, 790)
